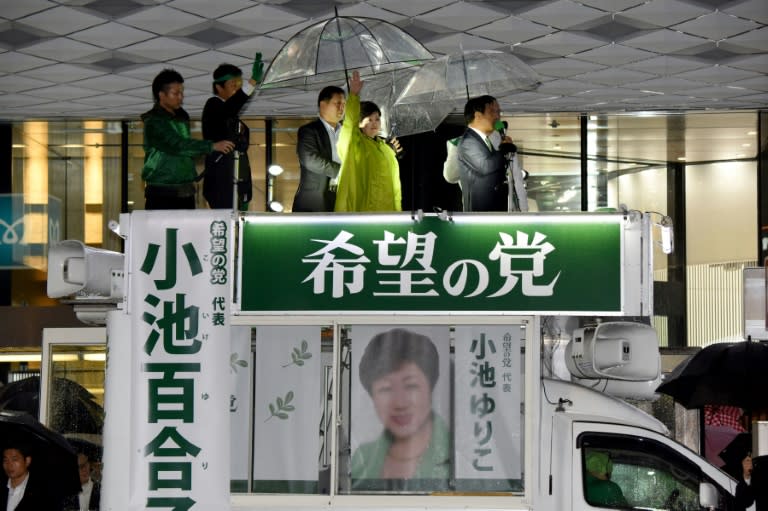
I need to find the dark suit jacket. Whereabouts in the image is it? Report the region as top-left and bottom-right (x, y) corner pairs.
(1, 473), (64, 511)
(201, 89), (252, 209)
(724, 461), (758, 511)
(293, 118), (340, 212)
(62, 480), (100, 510)
(456, 128), (510, 212)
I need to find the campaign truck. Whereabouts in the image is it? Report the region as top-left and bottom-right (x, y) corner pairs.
(47, 209), (744, 511)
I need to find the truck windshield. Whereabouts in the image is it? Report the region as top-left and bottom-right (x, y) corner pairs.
(579, 433), (735, 510)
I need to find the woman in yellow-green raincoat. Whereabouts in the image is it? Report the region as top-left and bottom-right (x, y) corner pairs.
(335, 71), (402, 212)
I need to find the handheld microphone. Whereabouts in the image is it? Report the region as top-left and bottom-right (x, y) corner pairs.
(495, 120), (516, 154)
(494, 120), (508, 137)
(387, 123), (404, 159)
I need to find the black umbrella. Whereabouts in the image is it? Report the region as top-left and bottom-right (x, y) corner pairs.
(656, 339), (768, 411)
(64, 435), (103, 463)
(718, 432), (752, 472)
(0, 410), (81, 498)
(716, 431), (768, 506)
(0, 376), (104, 434)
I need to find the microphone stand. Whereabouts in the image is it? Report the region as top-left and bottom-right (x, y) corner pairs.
(231, 121), (241, 211)
(505, 151), (515, 213)
(494, 120), (518, 213)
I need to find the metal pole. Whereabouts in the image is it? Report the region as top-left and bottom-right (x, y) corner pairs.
(232, 122), (241, 210)
(507, 154), (514, 213)
(264, 119), (273, 211)
(580, 115), (588, 212)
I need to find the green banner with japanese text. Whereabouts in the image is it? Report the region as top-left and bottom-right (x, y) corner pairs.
(238, 213), (623, 314)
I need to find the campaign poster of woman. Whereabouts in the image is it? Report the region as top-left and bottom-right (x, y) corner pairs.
(349, 325), (451, 491)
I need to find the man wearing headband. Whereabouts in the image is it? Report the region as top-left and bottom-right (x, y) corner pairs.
(141, 69), (234, 209)
(201, 53), (264, 209)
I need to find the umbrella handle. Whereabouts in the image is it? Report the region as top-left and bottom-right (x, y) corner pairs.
(334, 7), (350, 91)
(461, 51), (469, 100)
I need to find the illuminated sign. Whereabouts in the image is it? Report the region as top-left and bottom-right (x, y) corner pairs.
(239, 214), (624, 314)
(0, 194), (61, 269)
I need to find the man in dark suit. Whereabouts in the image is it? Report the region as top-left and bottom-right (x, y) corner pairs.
(457, 95), (517, 212)
(1, 444), (62, 511)
(63, 450), (100, 510)
(293, 85), (346, 212)
(720, 434), (759, 511)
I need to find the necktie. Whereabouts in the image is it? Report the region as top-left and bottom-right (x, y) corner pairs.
(485, 136), (493, 151)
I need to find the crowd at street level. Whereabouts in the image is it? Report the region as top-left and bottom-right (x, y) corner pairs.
(2, 443), (100, 511)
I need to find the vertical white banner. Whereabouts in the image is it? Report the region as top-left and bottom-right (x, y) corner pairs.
(252, 326), (321, 488)
(127, 210), (231, 510)
(102, 310), (132, 511)
(229, 326), (252, 488)
(350, 326), (451, 487)
(454, 325), (522, 482)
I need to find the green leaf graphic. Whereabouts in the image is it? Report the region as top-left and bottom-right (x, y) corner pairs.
(265, 391), (297, 422)
(281, 339), (313, 367)
(230, 352), (248, 373)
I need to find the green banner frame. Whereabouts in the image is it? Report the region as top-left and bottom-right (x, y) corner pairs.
(238, 213), (624, 314)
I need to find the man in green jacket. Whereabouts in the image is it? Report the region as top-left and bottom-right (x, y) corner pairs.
(141, 68), (234, 209)
(584, 450), (629, 507)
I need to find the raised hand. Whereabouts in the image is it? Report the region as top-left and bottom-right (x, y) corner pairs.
(349, 70), (363, 95)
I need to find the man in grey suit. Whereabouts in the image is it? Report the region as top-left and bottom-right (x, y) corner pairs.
(457, 95), (517, 212)
(293, 85), (346, 212)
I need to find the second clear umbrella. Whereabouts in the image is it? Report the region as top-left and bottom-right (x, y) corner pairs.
(395, 49), (541, 106)
(363, 69), (454, 137)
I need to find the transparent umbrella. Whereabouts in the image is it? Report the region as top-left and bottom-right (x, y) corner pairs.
(395, 49), (541, 107)
(364, 69), (454, 137)
(260, 11), (434, 90)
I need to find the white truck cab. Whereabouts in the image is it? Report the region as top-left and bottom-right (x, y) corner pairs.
(539, 378), (735, 511)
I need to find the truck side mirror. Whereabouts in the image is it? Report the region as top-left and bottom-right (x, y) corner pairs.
(699, 482), (718, 509)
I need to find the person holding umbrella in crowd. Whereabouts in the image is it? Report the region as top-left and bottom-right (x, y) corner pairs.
(201, 53), (264, 210)
(335, 71), (402, 212)
(719, 433), (766, 511)
(1, 443), (63, 510)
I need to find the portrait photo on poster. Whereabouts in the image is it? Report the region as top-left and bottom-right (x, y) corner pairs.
(349, 325), (451, 490)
